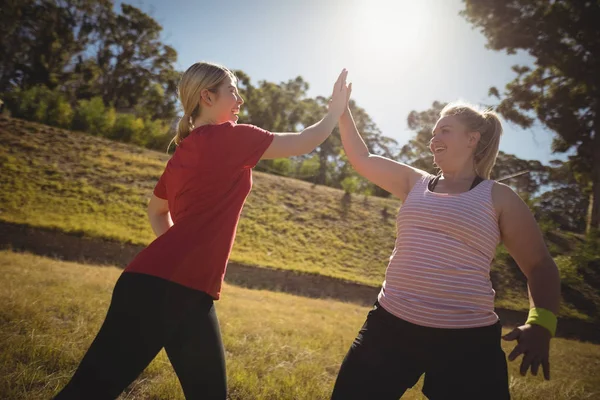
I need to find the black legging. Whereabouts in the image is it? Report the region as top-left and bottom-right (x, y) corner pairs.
(331, 301), (510, 400)
(54, 272), (226, 400)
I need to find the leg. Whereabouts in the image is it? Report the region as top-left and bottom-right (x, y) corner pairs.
(331, 302), (425, 400)
(422, 322), (510, 400)
(163, 289), (227, 400)
(54, 273), (166, 400)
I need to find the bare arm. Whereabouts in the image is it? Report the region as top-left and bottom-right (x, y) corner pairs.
(493, 182), (561, 380)
(494, 183), (560, 314)
(338, 106), (425, 201)
(261, 69), (349, 160)
(147, 194), (173, 237)
(261, 113), (338, 159)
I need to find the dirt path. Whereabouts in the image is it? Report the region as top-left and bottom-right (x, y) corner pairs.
(1, 220), (598, 343)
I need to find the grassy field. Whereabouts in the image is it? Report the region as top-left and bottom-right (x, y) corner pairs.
(1, 116), (599, 322)
(1, 250), (599, 400)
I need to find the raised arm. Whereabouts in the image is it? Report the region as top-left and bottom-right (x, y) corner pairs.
(261, 69), (349, 159)
(338, 87), (425, 201)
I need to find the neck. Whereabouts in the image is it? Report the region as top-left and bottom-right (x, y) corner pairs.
(440, 161), (478, 183)
(193, 115), (219, 128)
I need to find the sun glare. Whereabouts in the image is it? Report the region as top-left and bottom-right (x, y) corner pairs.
(352, 1), (433, 63)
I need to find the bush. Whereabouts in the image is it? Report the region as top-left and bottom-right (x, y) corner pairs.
(110, 113), (145, 145)
(271, 158), (293, 176)
(72, 97), (115, 136)
(299, 155), (319, 178)
(340, 176), (360, 194)
(47, 95), (74, 128)
(5, 86), (73, 128)
(554, 255), (583, 286)
(144, 119), (173, 151)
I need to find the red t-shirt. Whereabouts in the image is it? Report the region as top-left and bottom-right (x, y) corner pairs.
(124, 121), (274, 299)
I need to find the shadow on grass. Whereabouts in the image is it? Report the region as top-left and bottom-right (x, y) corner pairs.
(1, 220), (599, 344)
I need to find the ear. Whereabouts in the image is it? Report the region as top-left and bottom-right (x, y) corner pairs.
(468, 131), (481, 148)
(200, 89), (213, 107)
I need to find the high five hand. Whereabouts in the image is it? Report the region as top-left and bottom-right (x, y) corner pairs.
(328, 69), (350, 118)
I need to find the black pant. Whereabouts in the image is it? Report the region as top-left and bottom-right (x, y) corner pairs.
(54, 272), (226, 400)
(331, 301), (510, 400)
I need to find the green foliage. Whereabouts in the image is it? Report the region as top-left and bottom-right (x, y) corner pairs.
(236, 70), (397, 192)
(461, 0), (600, 231)
(554, 255), (583, 286)
(271, 158), (293, 176)
(110, 113), (146, 145)
(72, 97), (116, 136)
(340, 176), (360, 194)
(299, 155), (320, 178)
(143, 119), (172, 152)
(1, 0), (178, 120)
(5, 86), (73, 128)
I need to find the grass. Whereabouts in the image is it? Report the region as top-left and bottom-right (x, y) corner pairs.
(0, 115), (598, 322)
(0, 116), (399, 286)
(1, 250), (599, 399)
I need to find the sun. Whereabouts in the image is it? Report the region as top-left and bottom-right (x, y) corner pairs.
(351, 1), (433, 63)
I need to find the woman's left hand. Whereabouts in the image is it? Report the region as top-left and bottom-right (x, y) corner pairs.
(502, 324), (552, 380)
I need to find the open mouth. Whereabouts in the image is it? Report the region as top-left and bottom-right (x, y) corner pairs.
(232, 108), (240, 115)
(433, 146), (446, 154)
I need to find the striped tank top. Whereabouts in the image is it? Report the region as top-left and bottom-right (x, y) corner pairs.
(378, 175), (501, 328)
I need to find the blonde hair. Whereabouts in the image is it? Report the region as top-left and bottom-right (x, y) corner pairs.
(173, 62), (235, 146)
(440, 102), (503, 179)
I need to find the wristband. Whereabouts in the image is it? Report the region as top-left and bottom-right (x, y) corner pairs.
(526, 307), (557, 337)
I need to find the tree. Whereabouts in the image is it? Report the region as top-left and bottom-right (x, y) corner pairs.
(92, 3), (179, 119)
(0, 0), (108, 91)
(535, 160), (589, 233)
(236, 72), (397, 189)
(0, 1), (179, 121)
(461, 0), (600, 233)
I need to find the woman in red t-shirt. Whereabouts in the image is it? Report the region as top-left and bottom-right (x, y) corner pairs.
(55, 63), (350, 400)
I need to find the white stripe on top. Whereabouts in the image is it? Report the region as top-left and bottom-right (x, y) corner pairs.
(378, 175), (501, 328)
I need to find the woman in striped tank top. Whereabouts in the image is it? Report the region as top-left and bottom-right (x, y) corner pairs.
(331, 89), (561, 399)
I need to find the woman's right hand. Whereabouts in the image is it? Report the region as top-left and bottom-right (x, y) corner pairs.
(327, 69), (350, 119)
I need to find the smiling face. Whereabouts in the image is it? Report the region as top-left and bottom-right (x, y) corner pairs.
(430, 115), (479, 172)
(203, 74), (244, 124)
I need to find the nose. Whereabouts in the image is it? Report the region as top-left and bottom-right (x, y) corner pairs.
(237, 95), (244, 105)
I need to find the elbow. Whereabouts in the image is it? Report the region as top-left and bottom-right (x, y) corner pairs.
(526, 256), (561, 286)
(349, 153), (371, 174)
(147, 207), (168, 221)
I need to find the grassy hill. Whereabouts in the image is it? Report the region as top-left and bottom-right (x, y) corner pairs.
(1, 251), (599, 399)
(1, 116), (599, 322)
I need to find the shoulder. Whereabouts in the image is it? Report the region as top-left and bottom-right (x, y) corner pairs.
(231, 122), (269, 133)
(491, 181), (526, 218)
(408, 169), (434, 188)
(226, 122), (273, 141)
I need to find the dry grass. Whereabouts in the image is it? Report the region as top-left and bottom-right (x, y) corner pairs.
(1, 250), (599, 399)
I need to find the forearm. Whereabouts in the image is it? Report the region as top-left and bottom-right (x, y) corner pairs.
(148, 212), (173, 237)
(338, 109), (370, 163)
(293, 112), (337, 155)
(526, 260), (561, 314)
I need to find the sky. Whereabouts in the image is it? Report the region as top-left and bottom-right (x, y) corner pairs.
(120, 0), (565, 164)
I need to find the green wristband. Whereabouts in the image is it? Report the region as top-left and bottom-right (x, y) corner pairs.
(526, 307), (557, 337)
